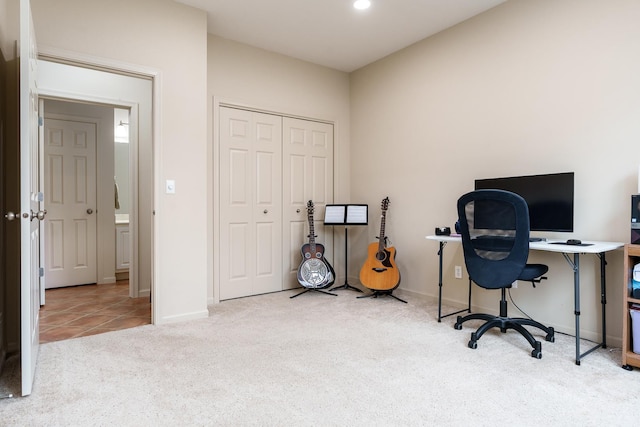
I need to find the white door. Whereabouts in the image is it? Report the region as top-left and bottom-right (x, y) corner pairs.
(19, 0), (41, 397)
(219, 107), (282, 300)
(282, 118), (334, 290)
(43, 118), (97, 288)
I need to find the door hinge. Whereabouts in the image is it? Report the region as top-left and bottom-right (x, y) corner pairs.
(38, 116), (44, 127)
(39, 267), (44, 277)
(37, 192), (44, 202)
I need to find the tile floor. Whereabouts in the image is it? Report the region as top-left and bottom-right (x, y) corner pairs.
(39, 280), (151, 343)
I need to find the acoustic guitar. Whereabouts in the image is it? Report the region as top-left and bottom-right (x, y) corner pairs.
(359, 197), (401, 291)
(297, 200), (335, 289)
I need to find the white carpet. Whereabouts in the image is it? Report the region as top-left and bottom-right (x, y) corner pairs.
(1, 289), (639, 426)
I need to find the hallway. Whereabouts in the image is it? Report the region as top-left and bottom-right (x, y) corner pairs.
(39, 281), (151, 343)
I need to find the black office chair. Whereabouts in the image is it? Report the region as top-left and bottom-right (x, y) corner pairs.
(453, 189), (555, 358)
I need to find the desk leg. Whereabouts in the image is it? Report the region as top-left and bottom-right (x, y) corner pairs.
(436, 241), (471, 322)
(563, 251), (607, 366)
(572, 253), (581, 365)
(599, 252), (607, 349)
(437, 242), (445, 322)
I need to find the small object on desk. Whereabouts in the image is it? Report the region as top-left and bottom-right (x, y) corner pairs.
(529, 237), (545, 242)
(566, 239), (582, 245)
(435, 226), (451, 236)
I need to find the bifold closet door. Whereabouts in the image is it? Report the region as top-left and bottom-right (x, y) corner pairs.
(282, 117), (334, 290)
(219, 107), (283, 300)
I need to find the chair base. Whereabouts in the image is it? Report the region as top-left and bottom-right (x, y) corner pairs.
(454, 312), (555, 359)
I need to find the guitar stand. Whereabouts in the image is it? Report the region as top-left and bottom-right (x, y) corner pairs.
(357, 289), (407, 304)
(290, 288), (338, 299)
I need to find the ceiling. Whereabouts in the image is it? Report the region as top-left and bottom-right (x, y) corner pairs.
(175, 0), (507, 72)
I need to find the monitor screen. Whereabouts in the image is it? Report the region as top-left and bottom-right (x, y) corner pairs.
(474, 172), (574, 232)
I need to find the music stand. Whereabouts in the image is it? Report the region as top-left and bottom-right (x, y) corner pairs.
(324, 204), (368, 292)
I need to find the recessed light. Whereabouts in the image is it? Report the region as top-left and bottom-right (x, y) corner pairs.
(354, 0), (371, 10)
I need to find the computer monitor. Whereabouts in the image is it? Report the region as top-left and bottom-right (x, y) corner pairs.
(474, 172), (574, 232)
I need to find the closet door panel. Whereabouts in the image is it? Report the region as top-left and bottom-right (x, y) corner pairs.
(282, 118), (334, 290)
(220, 107), (282, 300)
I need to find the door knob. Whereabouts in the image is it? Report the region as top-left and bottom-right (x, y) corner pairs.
(29, 209), (47, 221)
(4, 211), (17, 221)
(296, 209), (301, 213)
(263, 209), (268, 214)
(87, 208), (94, 214)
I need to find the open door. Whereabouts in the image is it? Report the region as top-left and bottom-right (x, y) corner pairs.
(19, 0), (42, 397)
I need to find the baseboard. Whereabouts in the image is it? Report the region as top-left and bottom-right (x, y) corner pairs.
(157, 309), (209, 325)
(115, 271), (129, 281)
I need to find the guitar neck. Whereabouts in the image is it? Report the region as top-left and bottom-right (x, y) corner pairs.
(308, 211), (316, 252)
(377, 211), (387, 253)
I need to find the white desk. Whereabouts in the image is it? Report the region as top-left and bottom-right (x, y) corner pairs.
(426, 235), (624, 365)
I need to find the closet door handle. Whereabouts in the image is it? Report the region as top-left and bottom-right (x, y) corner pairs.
(87, 208), (94, 215)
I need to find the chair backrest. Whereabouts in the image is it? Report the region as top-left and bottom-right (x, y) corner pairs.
(457, 189), (530, 289)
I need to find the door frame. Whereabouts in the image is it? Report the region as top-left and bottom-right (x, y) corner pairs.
(37, 47), (160, 322)
(212, 97), (336, 305)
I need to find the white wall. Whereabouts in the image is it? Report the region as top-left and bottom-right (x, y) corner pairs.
(207, 35), (351, 303)
(350, 0), (640, 344)
(31, 0), (209, 323)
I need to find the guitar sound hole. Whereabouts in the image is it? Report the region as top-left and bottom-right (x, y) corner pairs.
(304, 252), (311, 259)
(376, 252), (387, 262)
(315, 252), (322, 258)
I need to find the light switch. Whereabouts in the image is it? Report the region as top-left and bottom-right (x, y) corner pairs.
(166, 179), (176, 194)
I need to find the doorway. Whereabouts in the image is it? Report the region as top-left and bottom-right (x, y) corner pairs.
(39, 99), (147, 341)
(36, 59), (154, 303)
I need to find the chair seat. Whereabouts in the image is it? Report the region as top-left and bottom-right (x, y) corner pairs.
(519, 263), (548, 282)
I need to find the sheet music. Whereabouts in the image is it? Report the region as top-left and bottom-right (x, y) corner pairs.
(324, 205), (346, 224)
(346, 205), (368, 224)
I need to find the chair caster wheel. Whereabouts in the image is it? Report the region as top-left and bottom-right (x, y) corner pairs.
(531, 341), (542, 358)
(546, 327), (555, 342)
(468, 340), (477, 349)
(622, 364), (633, 371)
(454, 316), (463, 330)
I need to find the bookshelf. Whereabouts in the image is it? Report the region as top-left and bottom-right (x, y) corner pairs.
(622, 244), (640, 370)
